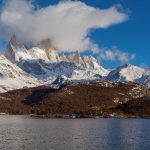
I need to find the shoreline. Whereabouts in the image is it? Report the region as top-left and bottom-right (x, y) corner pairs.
(0, 113), (150, 119)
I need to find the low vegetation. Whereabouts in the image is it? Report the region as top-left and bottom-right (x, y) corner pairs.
(0, 81), (149, 118)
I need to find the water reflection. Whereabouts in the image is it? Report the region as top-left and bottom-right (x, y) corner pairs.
(0, 116), (150, 150)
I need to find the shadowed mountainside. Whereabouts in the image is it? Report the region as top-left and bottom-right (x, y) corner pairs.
(112, 96), (150, 118)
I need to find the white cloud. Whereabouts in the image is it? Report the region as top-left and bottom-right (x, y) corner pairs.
(0, 0), (128, 52)
(98, 46), (136, 64)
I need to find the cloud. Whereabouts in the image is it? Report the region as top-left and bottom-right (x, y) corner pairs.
(0, 0), (128, 52)
(98, 46), (136, 64)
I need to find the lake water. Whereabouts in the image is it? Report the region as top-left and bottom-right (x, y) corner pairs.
(0, 116), (150, 150)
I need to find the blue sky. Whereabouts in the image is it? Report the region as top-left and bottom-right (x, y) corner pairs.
(0, 0), (149, 68)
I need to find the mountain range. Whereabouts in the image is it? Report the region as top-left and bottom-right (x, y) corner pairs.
(0, 35), (149, 93)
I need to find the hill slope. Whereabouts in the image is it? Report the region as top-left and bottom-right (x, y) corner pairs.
(0, 81), (148, 118)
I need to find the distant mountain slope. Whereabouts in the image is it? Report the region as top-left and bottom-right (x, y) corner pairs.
(106, 64), (150, 88)
(0, 55), (41, 93)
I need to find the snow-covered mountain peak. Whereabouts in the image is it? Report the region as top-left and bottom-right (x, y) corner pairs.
(82, 55), (100, 69)
(5, 36), (60, 63)
(5, 35), (31, 63)
(59, 51), (82, 66)
(120, 64), (145, 81)
(106, 64), (146, 83)
(4, 36), (109, 81)
(0, 55), (41, 92)
(0, 35), (149, 92)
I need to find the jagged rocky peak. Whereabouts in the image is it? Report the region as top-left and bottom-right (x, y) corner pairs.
(5, 35), (31, 63)
(5, 36), (106, 69)
(5, 36), (59, 63)
(27, 46), (59, 63)
(47, 49), (60, 63)
(9, 35), (17, 47)
(82, 55), (100, 69)
(36, 39), (60, 62)
(67, 51), (80, 65)
(60, 51), (81, 65)
(7, 35), (23, 49)
(59, 51), (106, 71)
(4, 35), (110, 82)
(5, 35), (19, 62)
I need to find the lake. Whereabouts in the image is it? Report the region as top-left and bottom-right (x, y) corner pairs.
(0, 115), (150, 150)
